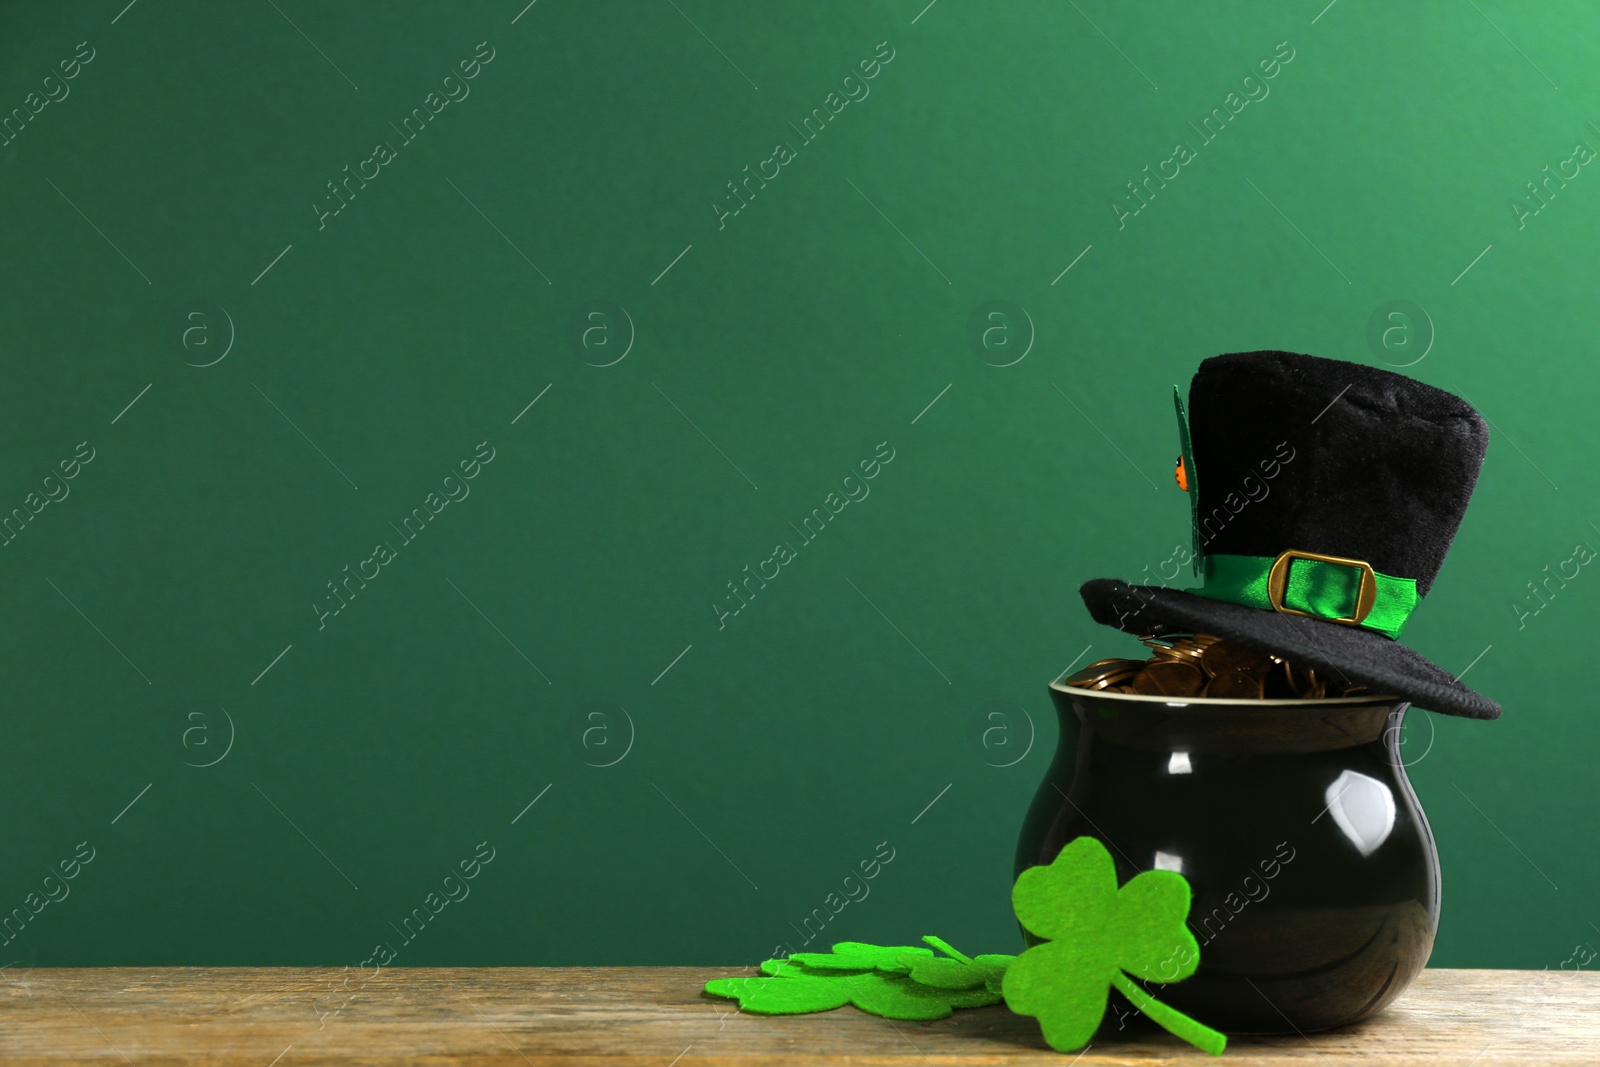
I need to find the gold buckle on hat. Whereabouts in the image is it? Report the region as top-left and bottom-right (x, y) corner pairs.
(1266, 549), (1378, 626)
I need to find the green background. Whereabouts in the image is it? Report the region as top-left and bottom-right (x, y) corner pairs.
(0, 0), (1594, 972)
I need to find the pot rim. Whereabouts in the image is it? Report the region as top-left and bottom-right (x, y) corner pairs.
(1051, 678), (1404, 707)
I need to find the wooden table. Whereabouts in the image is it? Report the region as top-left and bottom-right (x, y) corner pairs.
(0, 967), (1588, 1064)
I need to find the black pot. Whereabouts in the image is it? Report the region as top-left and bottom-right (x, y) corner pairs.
(1015, 679), (1438, 1034)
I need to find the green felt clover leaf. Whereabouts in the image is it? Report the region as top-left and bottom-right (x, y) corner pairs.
(705, 971), (998, 1020)
(757, 958), (812, 978)
(785, 941), (934, 974)
(898, 936), (1015, 991)
(1003, 837), (1226, 1056)
(706, 937), (1009, 1020)
(705, 974), (857, 1015)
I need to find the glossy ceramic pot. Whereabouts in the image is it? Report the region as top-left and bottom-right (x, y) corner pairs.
(1015, 678), (1438, 1034)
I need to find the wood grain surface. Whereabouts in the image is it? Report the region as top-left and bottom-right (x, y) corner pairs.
(0, 966), (1588, 1065)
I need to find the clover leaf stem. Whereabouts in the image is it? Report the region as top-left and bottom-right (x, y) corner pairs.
(1107, 971), (1227, 1056)
(921, 935), (974, 965)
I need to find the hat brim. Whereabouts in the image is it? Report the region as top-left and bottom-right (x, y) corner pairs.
(1079, 578), (1500, 719)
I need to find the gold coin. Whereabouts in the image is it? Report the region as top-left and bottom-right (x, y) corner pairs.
(1130, 660), (1206, 697)
(1067, 672), (1138, 692)
(1140, 634), (1210, 658)
(1283, 660), (1315, 697)
(1064, 659), (1143, 690)
(1201, 642), (1276, 677)
(1087, 672), (1143, 691)
(1065, 635), (1367, 701)
(1204, 669), (1266, 699)
(1163, 639), (1209, 664)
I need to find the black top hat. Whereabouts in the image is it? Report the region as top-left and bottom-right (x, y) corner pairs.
(1079, 350), (1500, 719)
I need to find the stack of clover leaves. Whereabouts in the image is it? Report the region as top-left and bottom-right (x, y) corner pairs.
(706, 936), (1012, 1021)
(705, 837), (1228, 1057)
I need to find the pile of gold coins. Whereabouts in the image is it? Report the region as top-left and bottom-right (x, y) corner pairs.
(1063, 633), (1374, 699)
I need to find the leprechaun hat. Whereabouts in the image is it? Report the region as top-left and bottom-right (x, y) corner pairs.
(1079, 349), (1500, 719)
